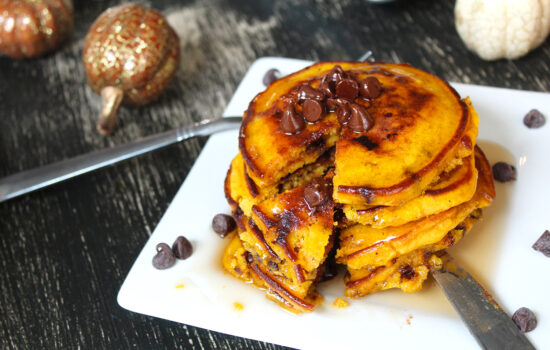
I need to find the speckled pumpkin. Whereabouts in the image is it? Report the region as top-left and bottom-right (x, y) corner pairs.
(0, 0), (73, 59)
(82, 4), (180, 134)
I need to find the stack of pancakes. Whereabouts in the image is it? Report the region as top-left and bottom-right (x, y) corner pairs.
(222, 62), (495, 313)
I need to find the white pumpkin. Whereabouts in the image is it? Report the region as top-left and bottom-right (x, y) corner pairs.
(455, 0), (550, 60)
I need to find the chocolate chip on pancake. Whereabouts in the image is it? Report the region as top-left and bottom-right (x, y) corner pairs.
(303, 99), (324, 122)
(212, 214), (237, 237)
(523, 109), (546, 129)
(492, 162), (516, 182)
(348, 103), (374, 132)
(326, 97), (347, 111)
(532, 230), (550, 257)
(336, 78), (359, 100)
(280, 103), (305, 134)
(297, 85), (325, 101)
(324, 64), (347, 83)
(319, 80), (335, 98)
(304, 179), (331, 207)
(360, 77), (382, 99)
(172, 236), (193, 259)
(153, 243), (176, 269)
(337, 104), (351, 124)
(262, 68), (281, 86)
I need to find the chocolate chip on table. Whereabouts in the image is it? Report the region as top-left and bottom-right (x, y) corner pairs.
(532, 230), (550, 257)
(512, 307), (537, 333)
(262, 68), (281, 86)
(297, 85), (325, 101)
(304, 179), (330, 207)
(172, 236), (193, 260)
(492, 162), (517, 182)
(335, 78), (359, 100)
(523, 109), (546, 129)
(360, 77), (382, 99)
(280, 103), (305, 134)
(348, 103), (374, 133)
(152, 243), (176, 269)
(212, 213), (236, 237)
(302, 99), (324, 122)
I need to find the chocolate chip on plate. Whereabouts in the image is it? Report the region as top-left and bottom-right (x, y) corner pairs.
(335, 78), (359, 100)
(297, 85), (325, 101)
(532, 230), (550, 257)
(262, 68), (281, 86)
(492, 162), (517, 182)
(360, 77), (382, 99)
(212, 213), (237, 237)
(152, 243), (176, 269)
(348, 103), (374, 133)
(172, 236), (193, 260)
(523, 109), (546, 129)
(512, 307), (537, 333)
(280, 103), (305, 134)
(302, 99), (324, 122)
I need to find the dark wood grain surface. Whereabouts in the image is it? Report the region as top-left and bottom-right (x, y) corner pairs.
(1, 0), (549, 349)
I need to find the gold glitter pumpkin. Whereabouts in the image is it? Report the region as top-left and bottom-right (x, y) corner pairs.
(0, 0), (74, 59)
(82, 4), (180, 135)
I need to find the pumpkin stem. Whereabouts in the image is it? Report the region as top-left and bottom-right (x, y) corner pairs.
(97, 87), (124, 135)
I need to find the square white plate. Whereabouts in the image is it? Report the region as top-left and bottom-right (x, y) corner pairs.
(118, 57), (550, 349)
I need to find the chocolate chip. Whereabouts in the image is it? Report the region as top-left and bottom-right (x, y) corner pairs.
(512, 307), (537, 333)
(304, 179), (330, 207)
(280, 103), (305, 134)
(172, 236), (193, 260)
(212, 214), (236, 237)
(320, 258), (338, 282)
(262, 68), (281, 86)
(532, 230), (550, 257)
(337, 104), (351, 124)
(326, 97), (347, 111)
(348, 103), (374, 133)
(523, 109), (546, 129)
(152, 243), (176, 269)
(324, 65), (346, 83)
(360, 77), (382, 99)
(302, 99), (324, 123)
(492, 162), (517, 182)
(245, 251), (254, 264)
(335, 79), (359, 100)
(297, 85), (325, 101)
(319, 80), (335, 98)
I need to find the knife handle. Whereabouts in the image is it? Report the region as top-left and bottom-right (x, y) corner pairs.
(0, 117), (242, 203)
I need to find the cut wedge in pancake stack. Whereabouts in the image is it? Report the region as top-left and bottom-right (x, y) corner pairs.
(222, 61), (495, 313)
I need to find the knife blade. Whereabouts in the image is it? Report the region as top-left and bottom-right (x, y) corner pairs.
(432, 251), (535, 350)
(0, 116), (242, 203)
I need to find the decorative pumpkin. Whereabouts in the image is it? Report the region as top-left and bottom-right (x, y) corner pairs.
(455, 0), (550, 60)
(0, 0), (73, 59)
(82, 4), (180, 135)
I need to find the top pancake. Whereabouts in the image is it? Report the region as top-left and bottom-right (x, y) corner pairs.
(239, 62), (473, 207)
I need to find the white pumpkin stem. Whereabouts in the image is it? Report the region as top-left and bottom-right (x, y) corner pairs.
(97, 86), (124, 135)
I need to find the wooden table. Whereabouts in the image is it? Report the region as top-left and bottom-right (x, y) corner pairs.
(1, 0), (549, 348)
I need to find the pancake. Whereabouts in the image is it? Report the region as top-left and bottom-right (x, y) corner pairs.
(344, 210), (480, 297)
(224, 149), (334, 217)
(336, 146), (494, 270)
(343, 151), (478, 228)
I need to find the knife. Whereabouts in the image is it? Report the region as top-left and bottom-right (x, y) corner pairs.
(432, 251), (535, 350)
(0, 116), (242, 203)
